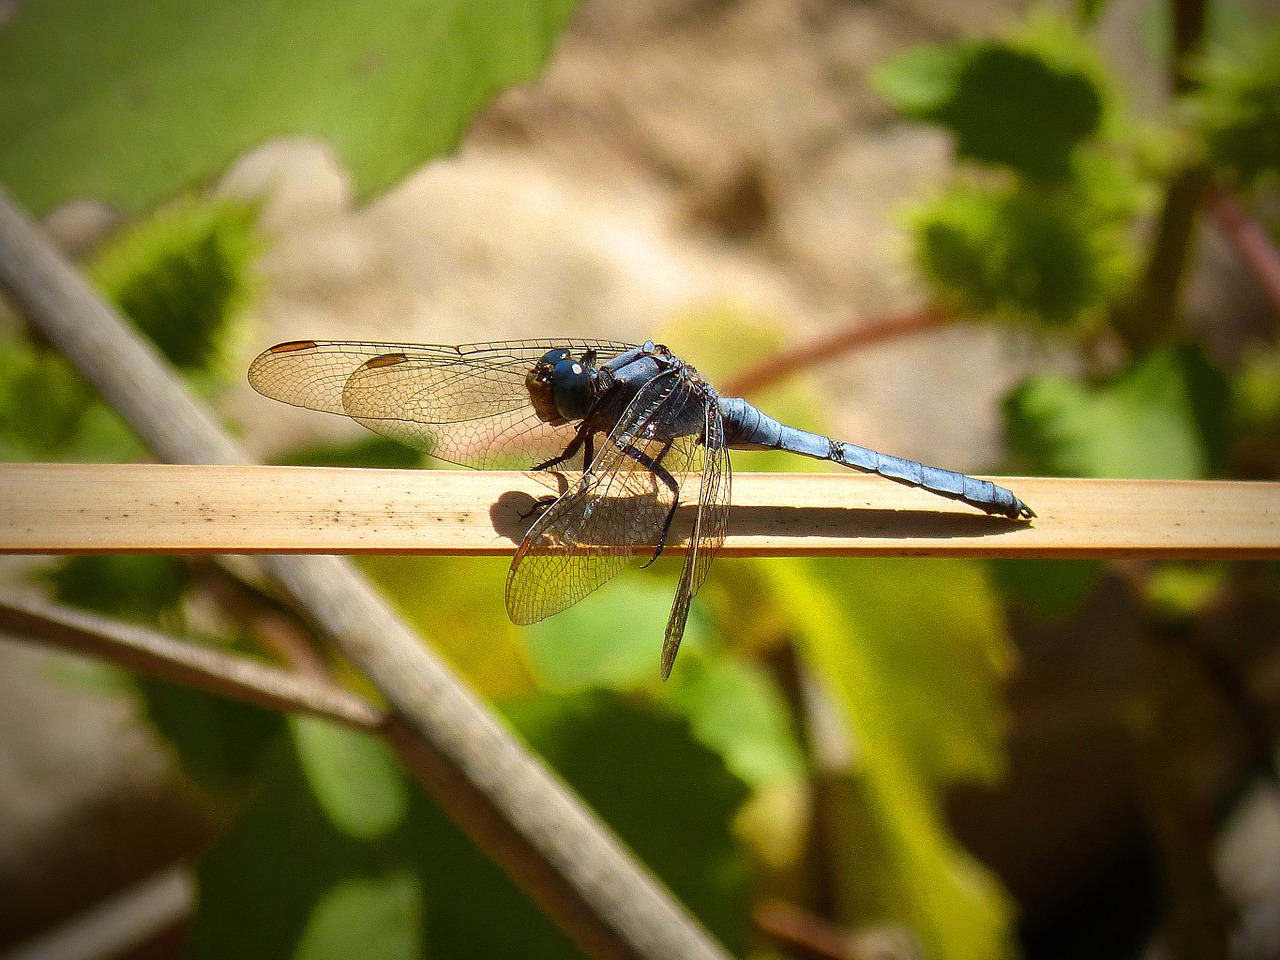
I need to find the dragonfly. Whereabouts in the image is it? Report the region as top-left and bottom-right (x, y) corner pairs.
(249, 339), (1033, 678)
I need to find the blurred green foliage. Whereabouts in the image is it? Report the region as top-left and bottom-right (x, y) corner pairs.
(872, 43), (1101, 184)
(988, 558), (1103, 620)
(44, 554), (188, 622)
(1144, 562), (1231, 623)
(877, 7), (1280, 955)
(879, 12), (1147, 334)
(0, 0), (582, 214)
(293, 716), (410, 840)
(771, 557), (1016, 960)
(0, 341), (95, 457)
(91, 200), (260, 372)
(1193, 26), (1280, 186)
(185, 694), (752, 960)
(1005, 344), (1231, 479)
(523, 573), (699, 689)
(907, 178), (1135, 328)
(0, 197), (257, 462)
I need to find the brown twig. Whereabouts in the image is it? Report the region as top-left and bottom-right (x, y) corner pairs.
(719, 306), (946, 398)
(188, 559), (332, 681)
(3, 463), (1278, 559)
(753, 901), (869, 960)
(0, 590), (383, 730)
(1113, 166), (1211, 352)
(0, 184), (731, 960)
(1204, 183), (1280, 320)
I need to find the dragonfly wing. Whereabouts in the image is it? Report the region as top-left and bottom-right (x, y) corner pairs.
(660, 399), (730, 679)
(506, 371), (701, 626)
(248, 339), (637, 470)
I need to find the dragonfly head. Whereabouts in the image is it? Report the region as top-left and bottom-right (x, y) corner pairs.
(526, 348), (595, 424)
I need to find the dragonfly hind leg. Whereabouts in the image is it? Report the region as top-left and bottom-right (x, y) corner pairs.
(614, 439), (680, 567)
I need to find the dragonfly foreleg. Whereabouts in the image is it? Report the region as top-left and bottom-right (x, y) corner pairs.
(532, 421), (595, 472)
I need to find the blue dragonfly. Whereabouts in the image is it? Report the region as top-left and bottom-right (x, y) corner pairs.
(250, 339), (1033, 677)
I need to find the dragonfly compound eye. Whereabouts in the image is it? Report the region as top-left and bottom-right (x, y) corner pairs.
(538, 348), (571, 367)
(551, 357), (592, 420)
(525, 349), (573, 424)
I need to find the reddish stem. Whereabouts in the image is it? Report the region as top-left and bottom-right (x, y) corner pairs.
(753, 900), (866, 960)
(720, 305), (947, 398)
(1204, 183), (1280, 321)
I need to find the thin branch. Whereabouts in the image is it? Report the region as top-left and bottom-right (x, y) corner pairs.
(188, 559), (332, 680)
(0, 185), (731, 960)
(0, 590), (383, 730)
(2, 463), (1277, 559)
(753, 901), (872, 960)
(1111, 0), (1209, 352)
(1204, 183), (1280, 319)
(1, 866), (193, 960)
(719, 306), (945, 398)
(1113, 166), (1211, 352)
(1171, 0), (1208, 94)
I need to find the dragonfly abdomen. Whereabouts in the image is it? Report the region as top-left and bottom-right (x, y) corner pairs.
(720, 397), (1033, 520)
(830, 441), (1032, 519)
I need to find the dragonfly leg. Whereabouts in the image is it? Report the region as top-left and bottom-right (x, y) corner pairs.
(532, 422), (593, 472)
(516, 495), (559, 522)
(612, 439), (680, 567)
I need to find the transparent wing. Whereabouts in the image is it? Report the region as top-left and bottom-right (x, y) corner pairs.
(660, 399), (730, 678)
(506, 371), (712, 629)
(248, 339), (637, 470)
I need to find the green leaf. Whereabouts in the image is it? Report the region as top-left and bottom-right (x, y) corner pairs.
(186, 735), (425, 960)
(91, 199), (260, 371)
(875, 41), (1102, 182)
(44, 554), (188, 621)
(277, 434), (424, 469)
(490, 691), (753, 955)
(140, 674), (283, 794)
(1005, 344), (1231, 479)
(0, 335), (145, 462)
(660, 655), (806, 789)
(763, 557), (1016, 959)
(909, 178), (1135, 329)
(366, 691), (753, 959)
(1192, 23), (1280, 186)
(871, 45), (969, 117)
(57, 401), (145, 463)
(189, 692), (748, 958)
(522, 574), (710, 691)
(0, 338), (94, 456)
(0, 0), (582, 215)
(295, 873), (423, 960)
(989, 558), (1102, 619)
(358, 555), (535, 699)
(292, 716), (410, 840)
